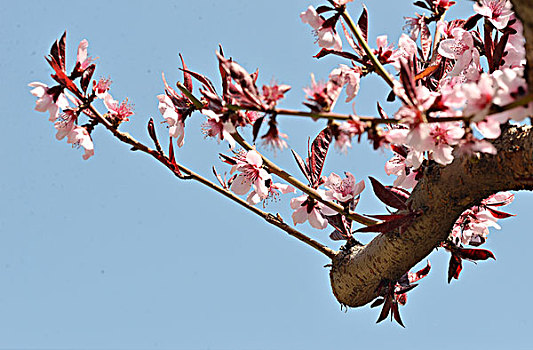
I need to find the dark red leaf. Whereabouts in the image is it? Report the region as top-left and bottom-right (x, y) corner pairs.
(369, 177), (408, 210)
(448, 254), (463, 283)
(252, 116), (265, 143)
(357, 6), (368, 43)
(147, 118), (158, 146)
(212, 166), (227, 189)
(179, 53), (193, 92)
(413, 1), (431, 10)
(409, 260), (431, 283)
(376, 102), (389, 119)
(180, 68), (217, 94)
(370, 298), (385, 308)
(49, 31), (66, 72)
(391, 302), (405, 327)
(326, 213), (351, 240)
(313, 48), (362, 62)
(169, 136), (176, 166)
(367, 214), (409, 221)
(463, 14), (482, 31)
(340, 20), (363, 55)
(46, 56), (79, 95)
(376, 296), (392, 324)
(492, 30), (510, 71)
(218, 153), (237, 166)
(322, 13), (340, 30)
(308, 127), (332, 186)
(395, 283), (418, 295)
(316, 5), (334, 14)
(389, 186), (410, 200)
(399, 59), (416, 105)
(420, 23), (432, 60)
(484, 21), (494, 71)
(216, 52), (258, 96)
(486, 207), (515, 219)
(457, 248), (495, 261)
(80, 64), (95, 94)
(291, 149), (311, 184)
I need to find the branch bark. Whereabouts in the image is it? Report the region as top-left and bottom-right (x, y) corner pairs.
(330, 0), (533, 307)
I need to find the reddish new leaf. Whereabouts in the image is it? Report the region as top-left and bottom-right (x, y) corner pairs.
(80, 64), (95, 94)
(46, 56), (79, 95)
(147, 118), (158, 147)
(376, 295), (392, 324)
(340, 20), (363, 56)
(179, 53), (193, 92)
(420, 22), (432, 60)
(413, 1), (431, 10)
(180, 68), (217, 94)
(391, 302), (405, 328)
(308, 127), (332, 186)
(49, 31), (66, 72)
(487, 207), (515, 219)
(315, 5), (334, 14)
(399, 59), (417, 105)
(313, 48), (362, 62)
(463, 13), (483, 31)
(369, 177), (408, 210)
(415, 64), (438, 81)
(376, 102), (389, 119)
(370, 298), (385, 308)
(357, 6), (368, 43)
(252, 116), (265, 143)
(457, 248), (496, 261)
(448, 254), (463, 283)
(291, 149), (311, 184)
(492, 31), (510, 71)
(408, 260), (431, 283)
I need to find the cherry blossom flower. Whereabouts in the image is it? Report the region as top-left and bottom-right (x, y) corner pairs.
(389, 34), (417, 71)
(67, 126), (95, 160)
(104, 94), (134, 123)
(290, 193), (335, 229)
(333, 117), (366, 153)
(450, 191), (513, 246)
(455, 134), (497, 156)
(323, 172), (365, 203)
(28, 82), (69, 121)
(157, 94), (185, 147)
(373, 35), (395, 63)
(201, 109), (236, 149)
(427, 122), (465, 165)
(303, 73), (342, 112)
(403, 14), (425, 41)
(247, 182), (295, 205)
(75, 39), (94, 72)
(261, 118), (288, 153)
(502, 16), (526, 69)
(438, 28), (480, 78)
(230, 150), (271, 200)
(329, 64), (361, 103)
(385, 153), (419, 189)
(300, 6), (342, 51)
(261, 83), (291, 108)
(94, 77), (111, 99)
(473, 0), (513, 30)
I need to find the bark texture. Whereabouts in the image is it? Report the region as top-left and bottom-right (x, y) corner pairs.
(330, 0), (533, 308)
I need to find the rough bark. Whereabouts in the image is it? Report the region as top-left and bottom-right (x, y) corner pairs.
(330, 0), (533, 308)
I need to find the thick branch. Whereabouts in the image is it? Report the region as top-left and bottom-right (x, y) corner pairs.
(330, 125), (533, 307)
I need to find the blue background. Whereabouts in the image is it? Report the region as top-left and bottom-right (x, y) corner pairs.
(1, 0), (532, 348)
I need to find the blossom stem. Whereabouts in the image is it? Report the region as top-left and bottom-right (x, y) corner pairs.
(230, 131), (377, 226)
(85, 103), (336, 259)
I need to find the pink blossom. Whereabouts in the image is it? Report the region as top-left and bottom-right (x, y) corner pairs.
(303, 73), (342, 112)
(403, 14), (425, 41)
(333, 117), (366, 153)
(389, 34), (418, 71)
(438, 28), (480, 77)
(473, 0), (513, 30)
(300, 6), (342, 51)
(247, 182), (295, 205)
(491, 68), (531, 122)
(201, 109), (236, 149)
(94, 77), (112, 99)
(230, 150), (271, 200)
(329, 64), (361, 102)
(455, 134), (497, 156)
(67, 126), (95, 160)
(290, 194), (334, 229)
(323, 172), (365, 203)
(28, 82), (69, 121)
(104, 94), (134, 122)
(427, 122), (465, 165)
(157, 94), (185, 147)
(261, 121), (288, 153)
(502, 16), (526, 69)
(76, 39), (94, 71)
(461, 73), (495, 121)
(261, 83), (291, 108)
(385, 153), (419, 189)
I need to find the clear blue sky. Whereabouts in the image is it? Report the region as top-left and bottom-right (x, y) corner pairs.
(1, 0), (532, 348)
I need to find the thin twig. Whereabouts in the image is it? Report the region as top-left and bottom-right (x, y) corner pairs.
(85, 104), (337, 259)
